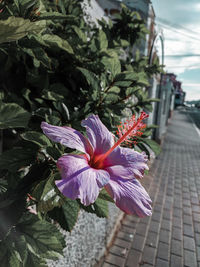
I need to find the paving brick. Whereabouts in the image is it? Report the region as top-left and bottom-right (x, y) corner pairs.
(131, 234), (145, 252)
(173, 200), (182, 209)
(183, 236), (196, 251)
(105, 253), (126, 267)
(170, 254), (182, 266)
(149, 220), (160, 233)
(183, 224), (194, 237)
(172, 217), (182, 228)
(155, 258), (169, 267)
(191, 190), (198, 196)
(161, 219), (171, 231)
(159, 229), (170, 244)
(146, 231), (158, 248)
(122, 219), (137, 228)
(195, 233), (200, 247)
(125, 215), (139, 223)
(163, 209), (172, 220)
(184, 250), (197, 267)
(125, 249), (141, 267)
(157, 242), (169, 261)
(183, 214), (193, 225)
(172, 208), (182, 218)
(113, 238), (131, 249)
(191, 197), (199, 205)
(183, 206), (192, 216)
(102, 262), (114, 267)
(121, 225), (135, 234)
(196, 246), (200, 262)
(138, 264), (152, 267)
(136, 223), (148, 237)
(183, 199), (191, 207)
(182, 192), (190, 200)
(141, 245), (156, 265)
(194, 221), (200, 233)
(193, 213), (200, 222)
(171, 239), (182, 256)
(164, 200), (173, 210)
(109, 245), (128, 258)
(171, 226), (182, 241)
(151, 211), (162, 222)
(192, 205), (200, 213)
(141, 215), (151, 225)
(117, 231), (134, 242)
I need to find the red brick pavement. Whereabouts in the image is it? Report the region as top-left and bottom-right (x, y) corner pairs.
(99, 110), (200, 267)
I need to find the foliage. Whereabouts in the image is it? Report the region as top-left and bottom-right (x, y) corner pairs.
(0, 0), (162, 265)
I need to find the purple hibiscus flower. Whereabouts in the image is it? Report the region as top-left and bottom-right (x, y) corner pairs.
(41, 112), (152, 217)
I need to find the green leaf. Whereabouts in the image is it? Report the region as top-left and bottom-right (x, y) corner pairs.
(102, 50), (121, 77)
(120, 39), (129, 47)
(99, 30), (108, 51)
(0, 214), (65, 267)
(24, 47), (51, 69)
(138, 72), (149, 86)
(32, 173), (63, 213)
(18, 214), (65, 260)
(114, 80), (132, 87)
(142, 138), (161, 156)
(80, 197), (109, 218)
(48, 198), (80, 231)
(0, 147), (37, 172)
(46, 147), (62, 160)
(37, 12), (75, 21)
(0, 103), (30, 129)
(72, 26), (87, 43)
(136, 143), (150, 159)
(0, 16), (45, 44)
(98, 188), (114, 203)
(104, 86), (120, 103)
(0, 196), (26, 241)
(93, 197), (109, 218)
(115, 71), (139, 82)
(42, 90), (64, 101)
(138, 138), (161, 156)
(21, 131), (52, 148)
(126, 86), (140, 96)
(42, 34), (74, 54)
(52, 102), (70, 121)
(78, 67), (100, 91)
(0, 179), (7, 195)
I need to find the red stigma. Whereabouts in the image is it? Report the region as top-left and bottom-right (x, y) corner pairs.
(116, 112), (148, 145)
(93, 112), (148, 168)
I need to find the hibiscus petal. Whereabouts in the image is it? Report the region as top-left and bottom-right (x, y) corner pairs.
(105, 147), (148, 179)
(81, 115), (114, 155)
(105, 177), (152, 217)
(55, 154), (110, 205)
(41, 122), (93, 156)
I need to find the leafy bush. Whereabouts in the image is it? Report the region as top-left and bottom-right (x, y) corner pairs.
(0, 0), (161, 265)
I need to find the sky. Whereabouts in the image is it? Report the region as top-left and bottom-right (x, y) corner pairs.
(151, 0), (200, 101)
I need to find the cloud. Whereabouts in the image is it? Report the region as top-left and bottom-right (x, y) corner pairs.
(152, 0), (200, 100)
(183, 86), (200, 101)
(155, 26), (200, 74)
(183, 83), (200, 87)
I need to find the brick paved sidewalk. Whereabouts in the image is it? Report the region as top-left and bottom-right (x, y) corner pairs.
(100, 110), (200, 267)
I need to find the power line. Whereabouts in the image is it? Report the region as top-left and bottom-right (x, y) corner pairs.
(156, 21), (200, 43)
(165, 54), (200, 58)
(167, 65), (200, 68)
(156, 17), (200, 37)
